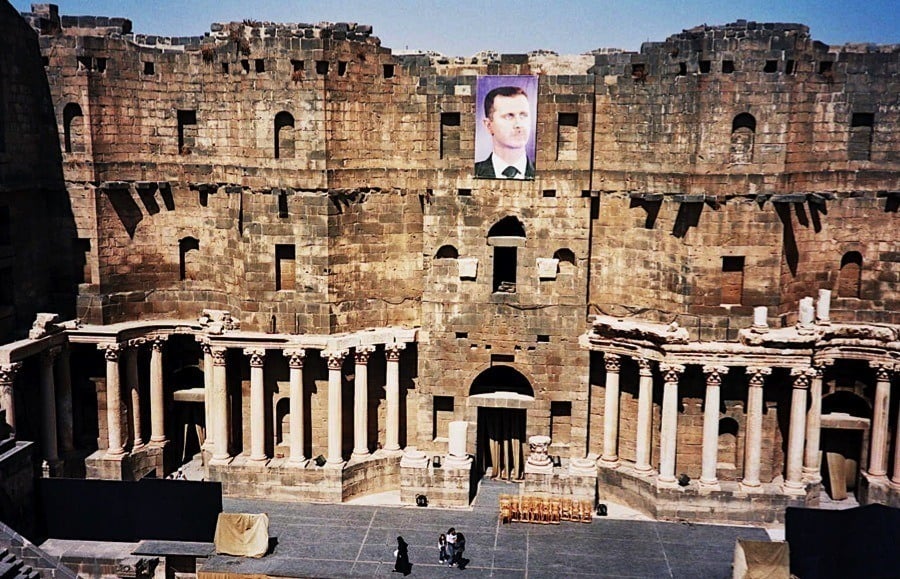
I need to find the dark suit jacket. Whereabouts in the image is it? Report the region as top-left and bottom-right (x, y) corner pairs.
(474, 154), (535, 179)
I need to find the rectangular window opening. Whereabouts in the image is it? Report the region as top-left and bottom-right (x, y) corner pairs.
(316, 60), (329, 75)
(557, 112), (578, 161)
(490, 353), (515, 364)
(785, 60), (795, 75)
(699, 60), (711, 74)
(550, 401), (572, 446)
(177, 109), (197, 155)
(677, 62), (686, 76)
(255, 59), (265, 73)
(440, 112), (460, 159)
(240, 59), (250, 73)
(95, 58), (107, 73)
(631, 63), (645, 81)
(457, 188), (471, 197)
(537, 335), (550, 343)
(143, 61), (155, 75)
(542, 189), (556, 198)
(277, 192), (289, 218)
(221, 62), (229, 75)
(75, 238), (91, 284)
(764, 60), (778, 73)
(338, 61), (348, 76)
(455, 332), (468, 339)
(721, 256), (745, 305)
(493, 246), (517, 293)
(849, 112), (875, 161)
(432, 396), (454, 440)
(818, 61), (833, 76)
(383, 64), (395, 78)
(77, 56), (93, 71)
(275, 244), (296, 291)
(722, 60), (735, 74)
(42, 56), (50, 67)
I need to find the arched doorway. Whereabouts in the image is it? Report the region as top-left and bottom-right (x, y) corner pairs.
(469, 366), (534, 481)
(820, 390), (871, 500)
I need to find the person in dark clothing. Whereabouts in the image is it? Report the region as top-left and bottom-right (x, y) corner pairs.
(453, 531), (466, 568)
(393, 536), (411, 575)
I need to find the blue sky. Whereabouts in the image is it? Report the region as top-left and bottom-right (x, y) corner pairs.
(11, 1), (899, 55)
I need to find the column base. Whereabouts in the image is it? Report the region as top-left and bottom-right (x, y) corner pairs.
(150, 437), (168, 447)
(657, 474), (678, 487)
(698, 478), (720, 491)
(324, 459), (345, 470)
(740, 480), (762, 492)
(286, 456), (308, 468)
(248, 456), (269, 467)
(801, 466), (822, 484)
(382, 446), (402, 456)
(131, 442), (146, 453)
(633, 463), (653, 474)
(210, 455), (233, 466)
(782, 480), (807, 495)
(598, 456), (620, 468)
(105, 448), (127, 458)
(351, 450), (371, 461)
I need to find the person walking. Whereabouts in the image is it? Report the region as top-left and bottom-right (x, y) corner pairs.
(446, 528), (457, 567)
(454, 531), (466, 568)
(438, 533), (447, 564)
(393, 536), (410, 575)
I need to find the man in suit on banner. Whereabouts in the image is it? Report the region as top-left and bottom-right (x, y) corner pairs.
(474, 86), (535, 179)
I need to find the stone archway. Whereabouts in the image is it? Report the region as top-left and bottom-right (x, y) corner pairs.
(820, 390), (871, 500)
(469, 365), (534, 481)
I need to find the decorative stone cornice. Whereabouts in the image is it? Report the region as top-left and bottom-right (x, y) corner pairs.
(604, 353), (621, 373)
(283, 349), (306, 368)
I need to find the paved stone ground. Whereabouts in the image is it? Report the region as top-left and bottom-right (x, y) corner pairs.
(201, 479), (770, 578)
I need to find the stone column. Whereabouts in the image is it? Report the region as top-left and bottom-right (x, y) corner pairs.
(634, 359), (654, 473)
(210, 347), (230, 464)
(803, 363), (829, 482)
(100, 344), (126, 456)
(245, 349), (267, 463)
(445, 420), (473, 468)
(892, 397), (900, 486)
(657, 364), (684, 484)
(352, 346), (374, 459)
(199, 341), (214, 451)
(384, 343), (406, 454)
(126, 340), (145, 449)
(785, 367), (812, 491)
(149, 337), (167, 444)
(40, 348), (60, 464)
(284, 349), (306, 464)
(325, 349), (348, 467)
(0, 362), (22, 432)
(868, 363), (894, 478)
(742, 367), (771, 488)
(54, 346), (75, 454)
(700, 366), (728, 487)
(600, 353), (621, 466)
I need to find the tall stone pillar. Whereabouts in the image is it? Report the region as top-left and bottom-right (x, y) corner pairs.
(126, 340), (144, 449)
(0, 362), (22, 432)
(199, 341), (214, 451)
(700, 366), (727, 487)
(657, 364), (684, 484)
(283, 349), (306, 464)
(100, 344), (126, 456)
(384, 343), (406, 454)
(325, 349), (348, 467)
(634, 359), (654, 473)
(40, 349), (60, 464)
(54, 346), (75, 454)
(600, 354), (621, 466)
(868, 363), (894, 478)
(892, 397), (900, 486)
(149, 336), (167, 444)
(803, 363), (828, 482)
(353, 346), (374, 459)
(210, 347), (231, 464)
(785, 367), (812, 491)
(742, 367), (770, 488)
(245, 349), (267, 463)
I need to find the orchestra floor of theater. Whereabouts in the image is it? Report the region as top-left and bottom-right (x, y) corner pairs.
(196, 478), (772, 578)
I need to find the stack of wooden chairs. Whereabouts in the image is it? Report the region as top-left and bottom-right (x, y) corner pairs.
(499, 494), (592, 525)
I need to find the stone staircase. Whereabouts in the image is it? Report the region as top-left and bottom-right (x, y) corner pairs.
(0, 522), (77, 579)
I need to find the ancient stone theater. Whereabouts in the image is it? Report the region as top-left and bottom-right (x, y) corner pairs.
(0, 1), (898, 528)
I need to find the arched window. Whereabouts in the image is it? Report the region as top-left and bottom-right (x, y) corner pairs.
(487, 216), (526, 293)
(838, 251), (862, 298)
(274, 111), (295, 159)
(435, 245), (459, 259)
(717, 417), (739, 468)
(63, 102), (84, 154)
(730, 113), (756, 164)
(179, 236), (200, 281)
(553, 248), (576, 274)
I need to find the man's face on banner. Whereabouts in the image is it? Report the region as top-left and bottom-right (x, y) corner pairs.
(484, 94), (531, 154)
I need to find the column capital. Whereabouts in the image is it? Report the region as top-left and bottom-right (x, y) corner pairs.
(283, 349), (306, 368)
(746, 366), (772, 387)
(703, 365), (728, 387)
(150, 335), (168, 351)
(199, 341), (212, 355)
(637, 358), (653, 377)
(872, 362), (895, 382)
(385, 342), (406, 361)
(98, 343), (123, 361)
(659, 363), (684, 382)
(811, 362), (832, 378)
(211, 346), (228, 366)
(790, 367), (815, 389)
(604, 353), (621, 373)
(244, 348), (266, 367)
(0, 362), (22, 386)
(355, 345), (375, 364)
(125, 337), (147, 350)
(324, 349), (348, 370)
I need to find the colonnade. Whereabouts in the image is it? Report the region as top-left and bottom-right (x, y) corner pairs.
(199, 341), (407, 468)
(596, 353), (900, 490)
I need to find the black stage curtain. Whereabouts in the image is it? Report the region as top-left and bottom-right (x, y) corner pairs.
(785, 503), (900, 579)
(479, 408), (524, 480)
(39, 478), (222, 542)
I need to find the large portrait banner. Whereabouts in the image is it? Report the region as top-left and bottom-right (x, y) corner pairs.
(474, 75), (538, 180)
